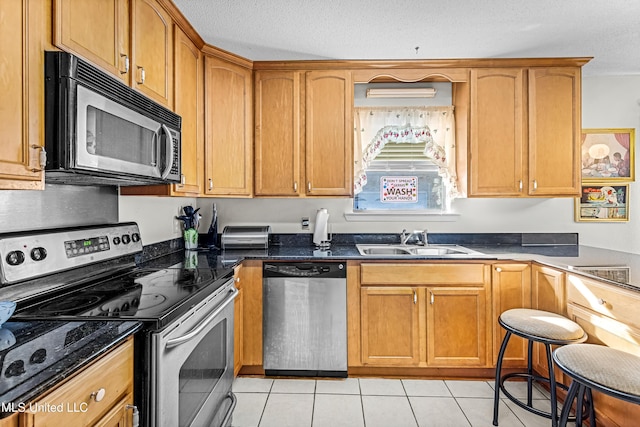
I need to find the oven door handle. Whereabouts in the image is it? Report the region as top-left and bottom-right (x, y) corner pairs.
(220, 392), (237, 427)
(165, 286), (238, 349)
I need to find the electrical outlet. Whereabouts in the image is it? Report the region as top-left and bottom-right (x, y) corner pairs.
(301, 217), (310, 230)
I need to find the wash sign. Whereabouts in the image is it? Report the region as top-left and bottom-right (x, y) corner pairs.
(381, 176), (418, 203)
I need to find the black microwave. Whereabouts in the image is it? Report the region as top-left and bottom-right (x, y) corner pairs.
(44, 51), (181, 186)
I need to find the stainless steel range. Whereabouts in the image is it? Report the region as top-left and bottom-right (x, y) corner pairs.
(0, 223), (237, 427)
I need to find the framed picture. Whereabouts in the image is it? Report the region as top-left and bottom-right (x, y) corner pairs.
(575, 183), (629, 222)
(581, 128), (635, 182)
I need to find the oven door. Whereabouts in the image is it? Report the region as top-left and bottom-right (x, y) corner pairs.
(75, 84), (175, 180)
(152, 280), (238, 427)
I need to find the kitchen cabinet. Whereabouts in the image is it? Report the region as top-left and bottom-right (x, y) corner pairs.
(357, 262), (491, 368)
(53, 0), (174, 107)
(491, 263), (531, 366)
(131, 0), (174, 107)
(566, 273), (640, 427)
(237, 260), (263, 373)
(120, 24), (203, 197)
(21, 337), (134, 426)
(53, 0), (130, 82)
(468, 67), (581, 197)
(204, 55), (253, 197)
(0, 0), (47, 190)
(531, 264), (567, 384)
(254, 70), (353, 197)
(360, 286), (420, 365)
(233, 265), (244, 376)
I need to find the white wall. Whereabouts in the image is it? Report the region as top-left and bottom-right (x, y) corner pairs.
(119, 195), (197, 244)
(191, 75), (640, 253)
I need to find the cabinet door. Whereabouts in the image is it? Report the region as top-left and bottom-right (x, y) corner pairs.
(361, 287), (420, 366)
(469, 68), (525, 196)
(54, 0), (130, 81)
(172, 27), (203, 195)
(131, 0), (173, 106)
(528, 67), (581, 196)
(491, 263), (531, 366)
(204, 56), (253, 196)
(233, 266), (244, 376)
(254, 71), (302, 196)
(0, 0), (45, 190)
(305, 70), (354, 196)
(427, 287), (489, 366)
(531, 264), (566, 382)
(239, 260), (263, 368)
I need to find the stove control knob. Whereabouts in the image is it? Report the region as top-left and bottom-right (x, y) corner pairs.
(6, 251), (25, 266)
(122, 234), (131, 245)
(131, 233), (140, 243)
(5, 360), (25, 378)
(113, 236), (121, 245)
(30, 349), (47, 364)
(30, 247), (47, 262)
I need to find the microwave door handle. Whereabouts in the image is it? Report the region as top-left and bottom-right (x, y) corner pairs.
(160, 124), (174, 179)
(151, 131), (158, 167)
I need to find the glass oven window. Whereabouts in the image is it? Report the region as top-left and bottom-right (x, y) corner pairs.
(86, 106), (155, 165)
(178, 319), (227, 427)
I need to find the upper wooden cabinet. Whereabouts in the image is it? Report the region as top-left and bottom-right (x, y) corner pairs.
(131, 0), (173, 107)
(254, 70), (353, 197)
(204, 56), (253, 196)
(54, 0), (173, 107)
(120, 25), (202, 197)
(54, 0), (130, 82)
(468, 67), (581, 197)
(0, 0), (46, 190)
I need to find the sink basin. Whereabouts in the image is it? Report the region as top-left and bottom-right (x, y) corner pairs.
(356, 244), (487, 257)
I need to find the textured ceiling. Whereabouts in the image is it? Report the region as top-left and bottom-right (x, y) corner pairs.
(173, 0), (640, 76)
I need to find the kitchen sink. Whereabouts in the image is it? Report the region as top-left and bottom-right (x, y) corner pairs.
(356, 244), (488, 257)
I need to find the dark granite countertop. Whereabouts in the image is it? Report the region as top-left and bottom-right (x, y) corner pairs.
(189, 232), (640, 293)
(0, 320), (141, 418)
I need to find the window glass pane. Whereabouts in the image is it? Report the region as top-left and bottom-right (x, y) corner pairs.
(354, 169), (444, 211)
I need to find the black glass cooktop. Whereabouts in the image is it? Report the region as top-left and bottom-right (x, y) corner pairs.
(13, 262), (232, 328)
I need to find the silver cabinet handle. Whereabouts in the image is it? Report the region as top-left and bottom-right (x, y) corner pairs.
(519, 180), (523, 191)
(120, 54), (130, 74)
(598, 298), (607, 305)
(126, 404), (140, 427)
(180, 174), (186, 185)
(91, 388), (106, 402)
(413, 290), (417, 304)
(293, 181), (298, 192)
(496, 267), (502, 272)
(307, 181), (312, 192)
(532, 180), (538, 191)
(430, 291), (434, 305)
(209, 178), (213, 190)
(137, 66), (145, 84)
(30, 145), (47, 171)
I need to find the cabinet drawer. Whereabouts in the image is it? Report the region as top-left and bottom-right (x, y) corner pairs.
(24, 339), (133, 427)
(567, 274), (640, 330)
(361, 263), (488, 286)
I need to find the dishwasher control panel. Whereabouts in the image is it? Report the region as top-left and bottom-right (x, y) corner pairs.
(263, 262), (345, 278)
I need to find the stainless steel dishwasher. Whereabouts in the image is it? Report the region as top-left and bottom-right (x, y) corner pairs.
(263, 262), (347, 377)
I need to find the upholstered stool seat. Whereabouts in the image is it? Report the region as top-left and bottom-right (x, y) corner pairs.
(554, 344), (640, 426)
(493, 309), (588, 427)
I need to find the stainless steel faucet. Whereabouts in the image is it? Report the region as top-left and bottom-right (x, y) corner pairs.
(400, 229), (428, 246)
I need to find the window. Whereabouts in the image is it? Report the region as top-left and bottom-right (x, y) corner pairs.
(354, 142), (445, 212)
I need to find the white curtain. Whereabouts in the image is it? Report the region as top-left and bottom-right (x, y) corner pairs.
(354, 106), (462, 198)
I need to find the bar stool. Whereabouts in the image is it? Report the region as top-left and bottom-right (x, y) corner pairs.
(493, 308), (588, 427)
(554, 344), (640, 427)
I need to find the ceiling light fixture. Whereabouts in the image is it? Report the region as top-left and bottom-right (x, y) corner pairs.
(366, 87), (437, 98)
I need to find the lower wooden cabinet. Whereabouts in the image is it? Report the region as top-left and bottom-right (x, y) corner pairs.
(237, 260), (263, 372)
(357, 262), (492, 368)
(233, 265), (244, 376)
(360, 287), (420, 366)
(491, 263), (531, 366)
(21, 337), (134, 427)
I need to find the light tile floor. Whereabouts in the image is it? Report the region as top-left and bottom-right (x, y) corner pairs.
(231, 377), (555, 427)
